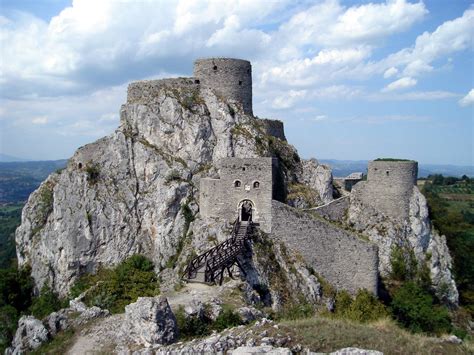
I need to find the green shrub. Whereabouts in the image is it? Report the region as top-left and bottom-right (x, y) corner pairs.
(277, 302), (314, 321)
(333, 289), (387, 323)
(175, 305), (211, 339)
(175, 304), (243, 340)
(0, 267), (34, 353)
(212, 307), (243, 331)
(390, 281), (452, 335)
(389, 245), (417, 281)
(0, 305), (19, 353)
(334, 290), (352, 316)
(85, 164), (100, 184)
(71, 255), (159, 313)
(29, 285), (66, 319)
(345, 289), (388, 323)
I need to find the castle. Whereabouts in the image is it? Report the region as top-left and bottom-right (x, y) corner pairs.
(172, 58), (419, 295)
(15, 56), (457, 308)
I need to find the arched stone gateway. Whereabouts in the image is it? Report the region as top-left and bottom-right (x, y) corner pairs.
(239, 199), (254, 222)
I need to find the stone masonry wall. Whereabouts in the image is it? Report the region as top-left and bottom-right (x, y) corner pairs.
(259, 119), (286, 141)
(310, 196), (349, 222)
(194, 58), (252, 115)
(127, 78), (200, 104)
(200, 158), (274, 232)
(352, 160), (417, 221)
(270, 200), (378, 295)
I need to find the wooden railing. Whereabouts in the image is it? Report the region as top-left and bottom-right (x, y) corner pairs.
(182, 220), (253, 284)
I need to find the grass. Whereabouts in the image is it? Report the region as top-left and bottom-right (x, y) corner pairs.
(278, 316), (471, 354)
(30, 328), (76, 355)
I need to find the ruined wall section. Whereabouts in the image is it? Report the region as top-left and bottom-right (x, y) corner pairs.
(352, 161), (418, 221)
(127, 78), (200, 104)
(200, 158), (274, 232)
(310, 196), (349, 222)
(270, 200), (378, 295)
(259, 119), (286, 141)
(194, 58), (252, 115)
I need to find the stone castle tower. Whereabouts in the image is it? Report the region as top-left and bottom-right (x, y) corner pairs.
(352, 160), (418, 221)
(194, 58), (253, 115)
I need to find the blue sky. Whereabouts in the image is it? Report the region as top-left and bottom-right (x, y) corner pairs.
(0, 0), (472, 165)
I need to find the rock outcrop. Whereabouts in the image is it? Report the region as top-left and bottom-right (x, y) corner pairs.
(348, 185), (458, 305)
(15, 79), (330, 296)
(123, 296), (178, 346)
(7, 316), (49, 354)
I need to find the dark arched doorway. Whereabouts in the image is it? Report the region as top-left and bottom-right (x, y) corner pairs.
(239, 200), (253, 222)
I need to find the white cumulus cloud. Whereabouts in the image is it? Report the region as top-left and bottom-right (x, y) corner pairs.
(459, 89), (474, 107)
(382, 77), (417, 92)
(383, 67), (398, 78)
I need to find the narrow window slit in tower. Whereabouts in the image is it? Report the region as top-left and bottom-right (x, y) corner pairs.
(239, 81), (242, 86)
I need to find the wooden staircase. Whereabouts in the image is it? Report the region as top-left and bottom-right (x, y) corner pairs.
(182, 220), (253, 285)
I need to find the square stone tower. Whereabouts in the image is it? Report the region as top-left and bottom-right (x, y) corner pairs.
(200, 158), (276, 232)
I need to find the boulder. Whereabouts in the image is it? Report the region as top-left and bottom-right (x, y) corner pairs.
(10, 316), (49, 353)
(236, 307), (264, 324)
(45, 310), (69, 336)
(123, 296), (178, 346)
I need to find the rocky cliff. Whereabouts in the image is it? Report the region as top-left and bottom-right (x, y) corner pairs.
(16, 80), (331, 296)
(348, 184), (458, 305)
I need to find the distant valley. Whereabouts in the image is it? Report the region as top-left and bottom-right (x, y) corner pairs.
(0, 160), (67, 204)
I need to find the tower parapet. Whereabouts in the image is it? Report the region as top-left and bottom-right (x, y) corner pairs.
(194, 58), (253, 115)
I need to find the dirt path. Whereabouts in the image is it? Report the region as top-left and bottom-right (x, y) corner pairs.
(66, 282), (233, 354)
(67, 314), (125, 355)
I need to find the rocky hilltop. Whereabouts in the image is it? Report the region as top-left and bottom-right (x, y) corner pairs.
(16, 57), (457, 307)
(16, 68), (332, 298)
(10, 57), (464, 354)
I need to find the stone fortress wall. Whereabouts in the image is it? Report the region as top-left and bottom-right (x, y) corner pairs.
(126, 58), (252, 114)
(270, 201), (379, 295)
(200, 158), (275, 232)
(259, 119), (286, 141)
(127, 78), (200, 104)
(194, 58), (252, 115)
(351, 160), (418, 221)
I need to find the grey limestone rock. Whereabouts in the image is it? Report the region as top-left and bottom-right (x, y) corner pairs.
(15, 76), (318, 297)
(123, 296), (178, 346)
(301, 158), (334, 205)
(10, 316), (49, 354)
(44, 310), (69, 336)
(236, 307), (265, 324)
(348, 185), (458, 305)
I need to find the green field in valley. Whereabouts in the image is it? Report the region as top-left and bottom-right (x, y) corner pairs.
(0, 204), (23, 269)
(422, 177), (474, 313)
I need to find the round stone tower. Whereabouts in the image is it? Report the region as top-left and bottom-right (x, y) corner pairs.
(193, 58), (253, 115)
(355, 160), (418, 221)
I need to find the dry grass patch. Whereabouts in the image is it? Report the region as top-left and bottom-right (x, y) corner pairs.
(279, 316), (470, 354)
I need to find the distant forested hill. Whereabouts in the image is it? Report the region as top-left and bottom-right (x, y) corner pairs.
(0, 160), (67, 204)
(319, 159), (474, 178)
